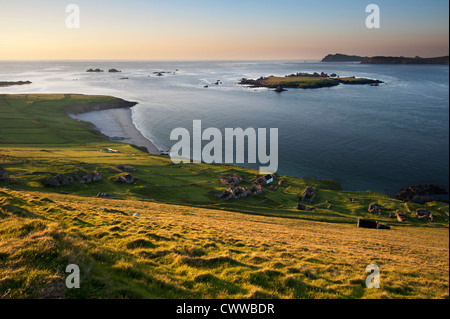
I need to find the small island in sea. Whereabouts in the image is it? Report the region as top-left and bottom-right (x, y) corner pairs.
(0, 80), (32, 87)
(238, 72), (383, 90)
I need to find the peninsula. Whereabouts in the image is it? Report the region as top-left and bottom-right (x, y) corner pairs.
(322, 53), (449, 65)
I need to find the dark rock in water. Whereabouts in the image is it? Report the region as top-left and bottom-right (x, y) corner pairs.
(0, 167), (7, 181)
(368, 203), (382, 214)
(108, 69), (121, 73)
(0, 81), (32, 87)
(117, 174), (135, 184)
(395, 184), (448, 204)
(86, 68), (104, 73)
(274, 85), (287, 92)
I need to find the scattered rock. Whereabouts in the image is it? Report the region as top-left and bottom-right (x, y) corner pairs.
(416, 209), (434, 222)
(100, 148), (120, 153)
(396, 211), (409, 222)
(117, 174), (135, 184)
(368, 203), (382, 214)
(0, 167), (7, 181)
(97, 193), (116, 199)
(113, 165), (135, 173)
(86, 68), (104, 73)
(296, 204), (307, 211)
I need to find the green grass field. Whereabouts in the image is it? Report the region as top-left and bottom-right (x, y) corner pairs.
(0, 94), (448, 299)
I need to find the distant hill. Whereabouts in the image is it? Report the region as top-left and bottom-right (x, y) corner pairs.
(322, 53), (449, 65)
(361, 56), (449, 65)
(321, 54), (367, 62)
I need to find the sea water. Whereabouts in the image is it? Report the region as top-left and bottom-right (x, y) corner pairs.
(1, 60), (448, 195)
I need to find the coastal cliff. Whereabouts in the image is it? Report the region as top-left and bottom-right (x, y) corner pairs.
(64, 98), (138, 115)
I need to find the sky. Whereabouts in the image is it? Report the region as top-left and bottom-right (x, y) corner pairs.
(0, 0), (448, 60)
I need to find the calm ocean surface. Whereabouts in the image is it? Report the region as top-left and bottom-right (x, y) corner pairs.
(1, 60), (448, 195)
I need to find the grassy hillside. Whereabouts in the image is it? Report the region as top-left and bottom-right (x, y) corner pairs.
(0, 94), (448, 299)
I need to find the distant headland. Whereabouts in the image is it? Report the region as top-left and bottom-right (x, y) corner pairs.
(322, 53), (449, 65)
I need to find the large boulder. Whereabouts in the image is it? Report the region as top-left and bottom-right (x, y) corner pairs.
(0, 167), (7, 181)
(45, 176), (61, 187)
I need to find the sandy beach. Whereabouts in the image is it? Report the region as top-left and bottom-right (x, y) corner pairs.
(70, 107), (161, 155)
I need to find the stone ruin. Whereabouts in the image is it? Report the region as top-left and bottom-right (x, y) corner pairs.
(416, 209), (434, 222)
(301, 186), (317, 203)
(220, 173), (243, 186)
(217, 184), (263, 202)
(44, 171), (102, 187)
(368, 203), (382, 214)
(117, 173), (135, 184)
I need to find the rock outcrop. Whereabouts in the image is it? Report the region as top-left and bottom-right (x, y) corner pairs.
(117, 174), (135, 184)
(395, 184), (448, 204)
(0, 167), (7, 181)
(43, 171), (101, 187)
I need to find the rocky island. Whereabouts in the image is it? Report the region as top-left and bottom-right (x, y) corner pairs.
(239, 72), (383, 90)
(0, 81), (32, 87)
